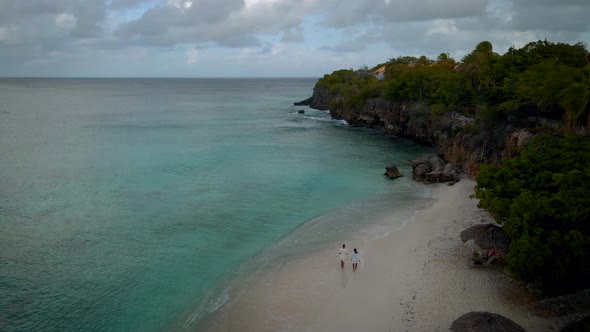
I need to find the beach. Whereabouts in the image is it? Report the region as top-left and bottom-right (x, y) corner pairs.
(205, 177), (552, 331)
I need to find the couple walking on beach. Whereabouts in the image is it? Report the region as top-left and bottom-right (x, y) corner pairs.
(338, 244), (361, 271)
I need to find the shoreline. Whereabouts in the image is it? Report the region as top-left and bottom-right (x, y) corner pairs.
(204, 178), (552, 331)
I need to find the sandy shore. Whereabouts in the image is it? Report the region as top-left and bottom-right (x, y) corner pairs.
(206, 178), (553, 331)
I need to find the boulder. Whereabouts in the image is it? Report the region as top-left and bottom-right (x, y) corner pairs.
(441, 163), (460, 182)
(425, 171), (442, 184)
(298, 109), (305, 114)
(428, 155), (446, 173)
(412, 163), (431, 182)
(384, 165), (403, 179)
(411, 155), (461, 184)
(410, 157), (428, 169)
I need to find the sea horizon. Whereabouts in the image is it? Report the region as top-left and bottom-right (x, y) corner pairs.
(0, 76), (321, 79)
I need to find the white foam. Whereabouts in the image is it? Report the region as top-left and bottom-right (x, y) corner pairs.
(183, 288), (230, 329)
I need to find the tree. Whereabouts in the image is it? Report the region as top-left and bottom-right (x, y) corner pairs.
(436, 53), (457, 68)
(388, 56), (419, 65)
(476, 134), (590, 295)
(517, 40), (588, 67)
(461, 41), (497, 92)
(511, 61), (580, 118)
(417, 55), (431, 66)
(475, 41), (493, 54)
(437, 52), (450, 62)
(559, 64), (590, 131)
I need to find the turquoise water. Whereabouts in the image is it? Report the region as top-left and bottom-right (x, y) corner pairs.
(0, 78), (433, 331)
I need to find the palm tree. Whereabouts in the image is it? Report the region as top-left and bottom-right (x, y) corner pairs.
(417, 55), (430, 67)
(475, 41), (493, 54)
(559, 65), (590, 131)
(437, 52), (456, 68)
(461, 41), (495, 91)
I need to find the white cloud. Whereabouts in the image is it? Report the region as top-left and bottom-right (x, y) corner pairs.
(56, 13), (77, 29)
(244, 0), (280, 9)
(0, 0), (589, 77)
(186, 47), (198, 64)
(426, 19), (458, 36)
(168, 0), (193, 9)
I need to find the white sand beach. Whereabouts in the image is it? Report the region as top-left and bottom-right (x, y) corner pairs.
(206, 178), (553, 331)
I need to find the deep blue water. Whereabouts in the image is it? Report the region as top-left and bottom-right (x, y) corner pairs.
(0, 78), (433, 331)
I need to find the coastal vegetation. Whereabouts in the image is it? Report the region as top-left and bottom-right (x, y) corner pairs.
(302, 40), (590, 296)
(316, 40), (589, 133)
(476, 134), (590, 295)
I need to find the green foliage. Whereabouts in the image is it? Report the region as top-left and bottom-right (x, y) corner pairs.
(559, 65), (590, 131)
(515, 40), (588, 68)
(385, 65), (459, 105)
(474, 106), (499, 131)
(387, 56), (419, 65)
(475, 134), (590, 295)
(317, 40), (590, 130)
(475, 41), (494, 53)
(316, 69), (385, 110)
(508, 61), (581, 118)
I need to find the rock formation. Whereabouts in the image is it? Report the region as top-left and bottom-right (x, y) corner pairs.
(410, 155), (460, 184)
(294, 85), (563, 176)
(384, 165), (403, 179)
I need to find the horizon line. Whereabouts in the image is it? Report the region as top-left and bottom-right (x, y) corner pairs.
(0, 76), (321, 79)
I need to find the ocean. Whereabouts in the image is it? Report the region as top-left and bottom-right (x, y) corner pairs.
(0, 78), (434, 331)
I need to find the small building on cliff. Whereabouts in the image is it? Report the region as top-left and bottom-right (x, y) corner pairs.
(372, 66), (386, 80)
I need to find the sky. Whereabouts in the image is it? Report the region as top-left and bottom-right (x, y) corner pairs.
(0, 0), (589, 77)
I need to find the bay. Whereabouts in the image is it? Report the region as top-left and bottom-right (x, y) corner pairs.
(0, 78), (433, 331)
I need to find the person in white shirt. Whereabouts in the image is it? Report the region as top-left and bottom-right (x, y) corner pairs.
(351, 248), (361, 271)
(338, 244), (348, 269)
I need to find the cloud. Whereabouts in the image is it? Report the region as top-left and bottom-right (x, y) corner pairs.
(0, 0), (589, 76)
(314, 0), (488, 28)
(186, 47), (198, 64)
(109, 0), (154, 10)
(0, 1), (106, 46)
(281, 26), (304, 43)
(511, 0), (590, 32)
(55, 13), (77, 30)
(114, 0), (305, 47)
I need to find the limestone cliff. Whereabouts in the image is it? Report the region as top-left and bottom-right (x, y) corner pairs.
(296, 85), (552, 176)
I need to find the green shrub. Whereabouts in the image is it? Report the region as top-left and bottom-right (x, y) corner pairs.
(475, 134), (590, 295)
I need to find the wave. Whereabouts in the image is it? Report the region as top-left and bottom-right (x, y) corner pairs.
(181, 288), (230, 330)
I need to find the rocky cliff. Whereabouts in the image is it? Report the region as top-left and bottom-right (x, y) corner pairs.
(296, 85), (551, 176)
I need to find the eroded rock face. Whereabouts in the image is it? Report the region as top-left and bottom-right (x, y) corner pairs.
(504, 129), (535, 157)
(296, 84), (571, 176)
(384, 165), (403, 179)
(411, 155), (460, 184)
(297, 88), (486, 174)
(294, 97), (312, 106)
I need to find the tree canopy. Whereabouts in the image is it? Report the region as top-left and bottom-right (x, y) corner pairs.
(475, 134), (590, 295)
(316, 40), (590, 131)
